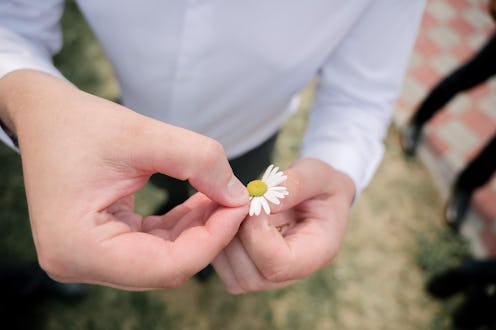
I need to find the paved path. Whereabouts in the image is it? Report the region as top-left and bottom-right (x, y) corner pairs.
(395, 0), (496, 256)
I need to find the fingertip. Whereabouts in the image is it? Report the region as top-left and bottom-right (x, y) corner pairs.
(268, 198), (288, 214)
(206, 204), (249, 236)
(240, 214), (272, 237)
(225, 175), (250, 206)
(191, 174), (249, 208)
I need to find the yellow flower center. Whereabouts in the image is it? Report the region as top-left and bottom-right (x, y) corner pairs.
(247, 180), (268, 197)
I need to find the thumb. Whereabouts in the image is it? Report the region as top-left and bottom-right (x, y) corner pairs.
(125, 113), (249, 207)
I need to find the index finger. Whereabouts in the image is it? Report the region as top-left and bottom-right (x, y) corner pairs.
(119, 112), (249, 207)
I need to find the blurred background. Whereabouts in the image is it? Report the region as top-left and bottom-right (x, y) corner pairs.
(0, 0), (494, 329)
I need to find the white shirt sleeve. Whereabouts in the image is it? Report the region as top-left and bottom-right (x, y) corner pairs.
(300, 0), (426, 196)
(0, 0), (65, 149)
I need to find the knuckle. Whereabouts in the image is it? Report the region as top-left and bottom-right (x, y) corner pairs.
(262, 264), (291, 283)
(240, 280), (265, 294)
(225, 284), (246, 295)
(198, 138), (225, 167)
(264, 271), (286, 283)
(187, 137), (228, 188)
(237, 277), (257, 293)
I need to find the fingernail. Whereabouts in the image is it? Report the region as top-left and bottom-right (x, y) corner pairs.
(227, 176), (249, 203)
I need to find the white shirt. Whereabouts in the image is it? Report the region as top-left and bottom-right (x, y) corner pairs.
(0, 0), (425, 194)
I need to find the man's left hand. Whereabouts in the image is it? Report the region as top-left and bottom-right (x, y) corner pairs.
(213, 158), (356, 293)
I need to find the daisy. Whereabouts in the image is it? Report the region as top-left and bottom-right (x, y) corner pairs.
(246, 164), (289, 216)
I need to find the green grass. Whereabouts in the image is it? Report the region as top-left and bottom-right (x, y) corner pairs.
(0, 1), (472, 329)
(0, 144), (35, 264)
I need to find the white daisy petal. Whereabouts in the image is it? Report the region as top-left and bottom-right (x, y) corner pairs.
(264, 191), (281, 205)
(260, 197), (271, 215)
(265, 172), (282, 185)
(270, 166), (280, 177)
(249, 197), (262, 216)
(249, 201), (255, 216)
(266, 174), (287, 187)
(275, 188), (289, 196)
(269, 186), (288, 192)
(261, 164), (274, 182)
(269, 190), (287, 199)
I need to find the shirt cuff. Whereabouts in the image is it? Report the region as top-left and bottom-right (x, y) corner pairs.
(300, 136), (384, 199)
(0, 27), (63, 80)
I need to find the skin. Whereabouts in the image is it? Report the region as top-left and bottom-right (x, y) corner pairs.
(212, 158), (356, 293)
(0, 69), (250, 290)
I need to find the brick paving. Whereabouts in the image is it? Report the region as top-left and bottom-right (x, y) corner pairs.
(395, 0), (496, 256)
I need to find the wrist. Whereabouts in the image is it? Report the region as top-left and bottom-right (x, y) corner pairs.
(0, 71), (23, 140)
(0, 70), (72, 148)
(0, 70), (45, 138)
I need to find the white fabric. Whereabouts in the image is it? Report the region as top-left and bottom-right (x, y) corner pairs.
(0, 0), (425, 194)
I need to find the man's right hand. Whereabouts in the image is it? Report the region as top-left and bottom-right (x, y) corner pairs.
(0, 69), (249, 290)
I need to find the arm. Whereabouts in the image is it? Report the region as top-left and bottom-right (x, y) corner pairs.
(212, 0), (426, 293)
(302, 0), (426, 195)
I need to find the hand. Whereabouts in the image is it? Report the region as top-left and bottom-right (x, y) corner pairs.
(213, 158), (355, 294)
(0, 70), (249, 290)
